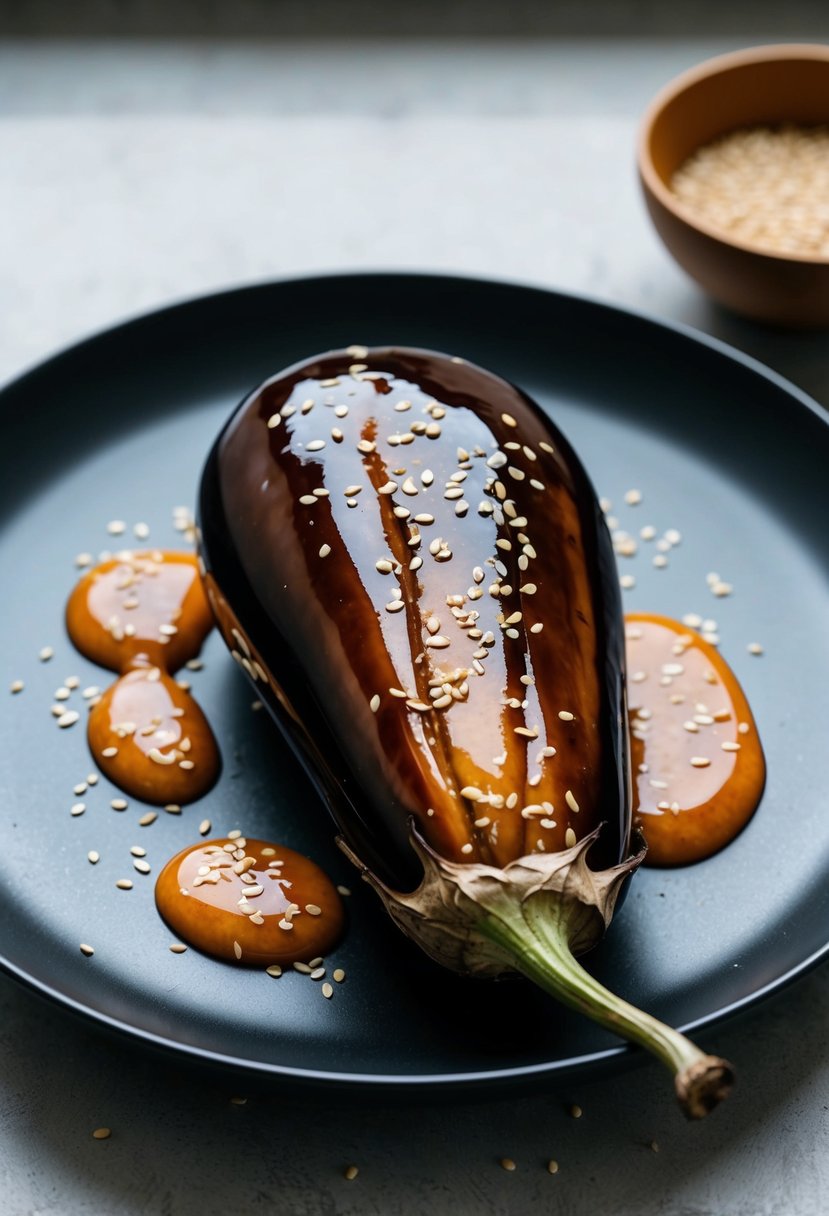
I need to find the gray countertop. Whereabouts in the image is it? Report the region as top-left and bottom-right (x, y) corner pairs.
(2, 25), (828, 1216)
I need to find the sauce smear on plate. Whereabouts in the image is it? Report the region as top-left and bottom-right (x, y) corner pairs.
(625, 614), (765, 866)
(155, 836), (345, 965)
(66, 550), (219, 804)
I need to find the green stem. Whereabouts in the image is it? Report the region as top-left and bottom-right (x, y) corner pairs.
(480, 903), (734, 1119)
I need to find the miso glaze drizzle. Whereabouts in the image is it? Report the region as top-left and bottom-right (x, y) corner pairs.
(625, 613), (765, 866)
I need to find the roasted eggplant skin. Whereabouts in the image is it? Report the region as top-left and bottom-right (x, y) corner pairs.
(198, 346), (630, 891)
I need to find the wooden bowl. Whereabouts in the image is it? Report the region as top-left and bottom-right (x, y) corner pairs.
(638, 44), (829, 328)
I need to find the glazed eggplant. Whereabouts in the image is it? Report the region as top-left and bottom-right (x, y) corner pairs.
(198, 346), (732, 1116)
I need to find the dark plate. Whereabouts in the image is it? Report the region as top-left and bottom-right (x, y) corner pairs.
(1, 273), (827, 1094)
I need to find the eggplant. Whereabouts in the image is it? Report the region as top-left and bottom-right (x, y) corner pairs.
(198, 346), (732, 1116)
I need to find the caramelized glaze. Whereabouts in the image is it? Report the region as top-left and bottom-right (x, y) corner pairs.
(626, 614), (765, 866)
(155, 836), (345, 965)
(198, 347), (628, 890)
(66, 550), (219, 803)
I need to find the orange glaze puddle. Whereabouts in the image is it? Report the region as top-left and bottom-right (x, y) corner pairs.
(625, 613), (765, 866)
(65, 550), (220, 804)
(155, 836), (345, 965)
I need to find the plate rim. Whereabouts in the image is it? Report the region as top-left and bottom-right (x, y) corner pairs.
(1, 270), (827, 1091)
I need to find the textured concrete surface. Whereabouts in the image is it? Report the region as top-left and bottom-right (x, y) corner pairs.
(1, 27), (828, 1216)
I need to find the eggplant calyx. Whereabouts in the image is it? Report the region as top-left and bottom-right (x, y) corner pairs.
(338, 825), (734, 1118)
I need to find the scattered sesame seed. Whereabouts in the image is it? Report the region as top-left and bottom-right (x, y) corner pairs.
(565, 790), (580, 813)
(169, 943), (187, 954)
(92, 1128), (111, 1140)
(690, 756), (711, 768)
(558, 711), (575, 722)
(9, 680), (23, 694)
(266, 964), (282, 978)
(139, 811), (158, 827)
(565, 828), (577, 847)
(333, 968), (346, 983)
(39, 646), (54, 662)
(57, 710), (80, 729)
(337, 885), (351, 896)
(75, 552), (93, 567)
(80, 943), (94, 957)
(624, 489), (642, 506)
(319, 544), (331, 558)
(305, 903), (322, 916)
(722, 741), (742, 752)
(115, 879), (133, 890)
(110, 798), (128, 811)
(547, 1159), (559, 1174)
(500, 1157), (517, 1171)
(530, 623), (543, 634)
(133, 859), (151, 875)
(619, 574), (636, 590)
(70, 802), (86, 817)
(107, 520), (126, 535)
(199, 819), (211, 835)
(370, 694), (381, 713)
(322, 982), (334, 999)
(344, 1165), (359, 1181)
(747, 642), (764, 655)
(569, 1104), (583, 1119)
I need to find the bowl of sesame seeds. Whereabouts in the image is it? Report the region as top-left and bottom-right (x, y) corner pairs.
(638, 44), (829, 328)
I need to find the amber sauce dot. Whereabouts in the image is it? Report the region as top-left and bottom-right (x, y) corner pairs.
(155, 838), (345, 965)
(625, 613), (765, 866)
(65, 551), (220, 804)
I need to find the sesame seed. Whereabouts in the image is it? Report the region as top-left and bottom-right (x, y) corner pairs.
(748, 642), (764, 655)
(565, 828), (577, 847)
(501, 413), (518, 428)
(148, 747), (176, 766)
(233, 941), (243, 959)
(107, 520), (126, 535)
(344, 1165), (359, 1180)
(70, 802), (86, 817)
(569, 1104), (583, 1119)
(460, 843), (474, 855)
(547, 1160), (559, 1175)
(500, 1157), (517, 1171)
(333, 968), (345, 983)
(199, 819), (211, 835)
(9, 680), (23, 694)
(530, 623), (543, 634)
(624, 489), (642, 506)
(558, 710), (574, 722)
(139, 811), (158, 827)
(266, 964), (282, 977)
(133, 859), (151, 875)
(92, 1128), (111, 1140)
(305, 903), (322, 916)
(110, 798), (128, 811)
(565, 790), (580, 813)
(80, 943), (95, 957)
(101, 746), (118, 758)
(319, 544), (331, 558)
(75, 552), (93, 567)
(722, 741), (742, 752)
(87, 851), (100, 864)
(322, 982), (334, 999)
(115, 879), (133, 890)
(266, 413), (281, 429)
(690, 756), (711, 768)
(169, 943), (187, 954)
(298, 495), (317, 506)
(57, 710), (80, 728)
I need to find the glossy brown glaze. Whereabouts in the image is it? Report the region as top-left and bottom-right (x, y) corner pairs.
(155, 836), (345, 965)
(66, 550), (220, 804)
(199, 347), (629, 889)
(626, 614), (765, 866)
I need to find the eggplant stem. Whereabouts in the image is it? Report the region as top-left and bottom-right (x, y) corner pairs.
(480, 903), (734, 1119)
